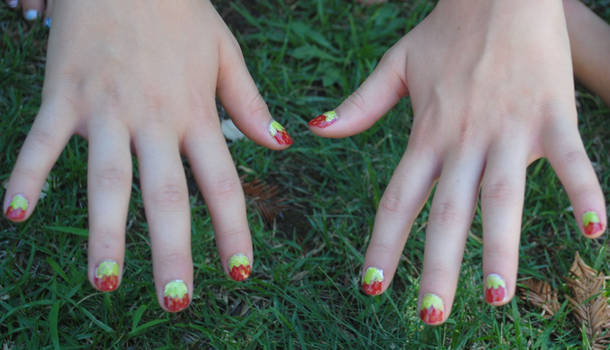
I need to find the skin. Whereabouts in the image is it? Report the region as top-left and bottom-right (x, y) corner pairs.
(2, 0), (289, 311)
(310, 0), (606, 324)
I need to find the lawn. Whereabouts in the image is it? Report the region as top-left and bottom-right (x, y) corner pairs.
(1, 0), (609, 348)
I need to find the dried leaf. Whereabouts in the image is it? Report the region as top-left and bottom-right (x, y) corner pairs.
(565, 252), (610, 349)
(241, 176), (288, 226)
(520, 279), (561, 318)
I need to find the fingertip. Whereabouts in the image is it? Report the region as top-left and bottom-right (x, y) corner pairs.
(419, 293), (446, 326)
(91, 260), (121, 292)
(227, 254), (252, 282)
(4, 193), (30, 222)
(361, 266), (385, 296)
(268, 120), (294, 147)
(484, 273), (510, 306)
(581, 210), (606, 238)
(161, 280), (190, 313)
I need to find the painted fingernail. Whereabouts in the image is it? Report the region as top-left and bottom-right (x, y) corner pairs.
(582, 211), (603, 236)
(8, 0), (18, 8)
(94, 260), (119, 292)
(419, 293), (444, 325)
(228, 254), (251, 281)
(309, 111), (338, 128)
(269, 120), (293, 145)
(163, 280), (189, 313)
(361, 267), (383, 296)
(5, 194), (28, 222)
(24, 9), (38, 21)
(44, 17), (51, 28)
(484, 273), (507, 305)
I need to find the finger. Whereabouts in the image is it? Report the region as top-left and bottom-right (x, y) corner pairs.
(44, 0), (52, 27)
(543, 119), (606, 238)
(87, 119), (132, 292)
(184, 118), (253, 282)
(419, 149), (484, 325)
(4, 101), (76, 222)
(134, 128), (192, 312)
(217, 34), (293, 149)
(361, 146), (440, 296)
(480, 140), (528, 306)
(21, 0), (42, 21)
(308, 40), (409, 137)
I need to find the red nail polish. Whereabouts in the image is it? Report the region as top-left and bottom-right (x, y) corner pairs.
(269, 121), (293, 145)
(484, 274), (507, 305)
(309, 111), (338, 128)
(419, 294), (444, 325)
(228, 254), (251, 281)
(582, 211), (603, 236)
(163, 280), (189, 312)
(361, 267), (383, 296)
(5, 194), (28, 222)
(94, 261), (119, 292)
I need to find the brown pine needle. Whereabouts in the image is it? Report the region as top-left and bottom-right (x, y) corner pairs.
(241, 176), (288, 226)
(565, 252), (610, 350)
(520, 279), (561, 318)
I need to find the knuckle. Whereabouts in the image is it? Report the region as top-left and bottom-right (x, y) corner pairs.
(346, 90), (368, 115)
(481, 179), (517, 204)
(92, 166), (130, 188)
(27, 127), (59, 151)
(149, 183), (189, 211)
(429, 200), (462, 226)
(207, 176), (242, 199)
(379, 189), (405, 214)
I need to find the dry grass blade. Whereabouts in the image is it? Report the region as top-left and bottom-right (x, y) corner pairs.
(241, 176), (288, 226)
(520, 279), (561, 318)
(565, 252), (610, 349)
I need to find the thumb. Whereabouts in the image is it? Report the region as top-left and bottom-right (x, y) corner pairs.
(217, 35), (293, 148)
(308, 39), (409, 138)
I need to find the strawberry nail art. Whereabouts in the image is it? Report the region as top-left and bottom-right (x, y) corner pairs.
(163, 280), (189, 313)
(582, 211), (603, 236)
(361, 267), (383, 296)
(228, 254), (251, 281)
(419, 293), (444, 325)
(485, 274), (507, 305)
(5, 194), (28, 222)
(94, 260), (119, 292)
(309, 111), (338, 128)
(269, 121), (293, 145)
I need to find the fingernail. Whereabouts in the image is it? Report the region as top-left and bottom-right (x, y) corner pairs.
(269, 120), (293, 145)
(44, 17), (51, 28)
(163, 280), (189, 312)
(419, 293), (444, 325)
(94, 260), (119, 292)
(24, 9), (38, 21)
(361, 267), (383, 296)
(309, 110), (338, 128)
(8, 0), (18, 8)
(582, 211), (603, 236)
(228, 254), (251, 281)
(5, 194), (28, 222)
(484, 273), (507, 305)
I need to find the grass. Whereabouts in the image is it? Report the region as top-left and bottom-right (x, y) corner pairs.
(1, 0), (609, 348)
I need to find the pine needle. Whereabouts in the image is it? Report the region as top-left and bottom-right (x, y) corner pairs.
(241, 176), (288, 226)
(565, 252), (610, 350)
(520, 279), (561, 318)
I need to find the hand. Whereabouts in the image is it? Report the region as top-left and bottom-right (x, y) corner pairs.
(3, 0), (293, 312)
(308, 0), (606, 325)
